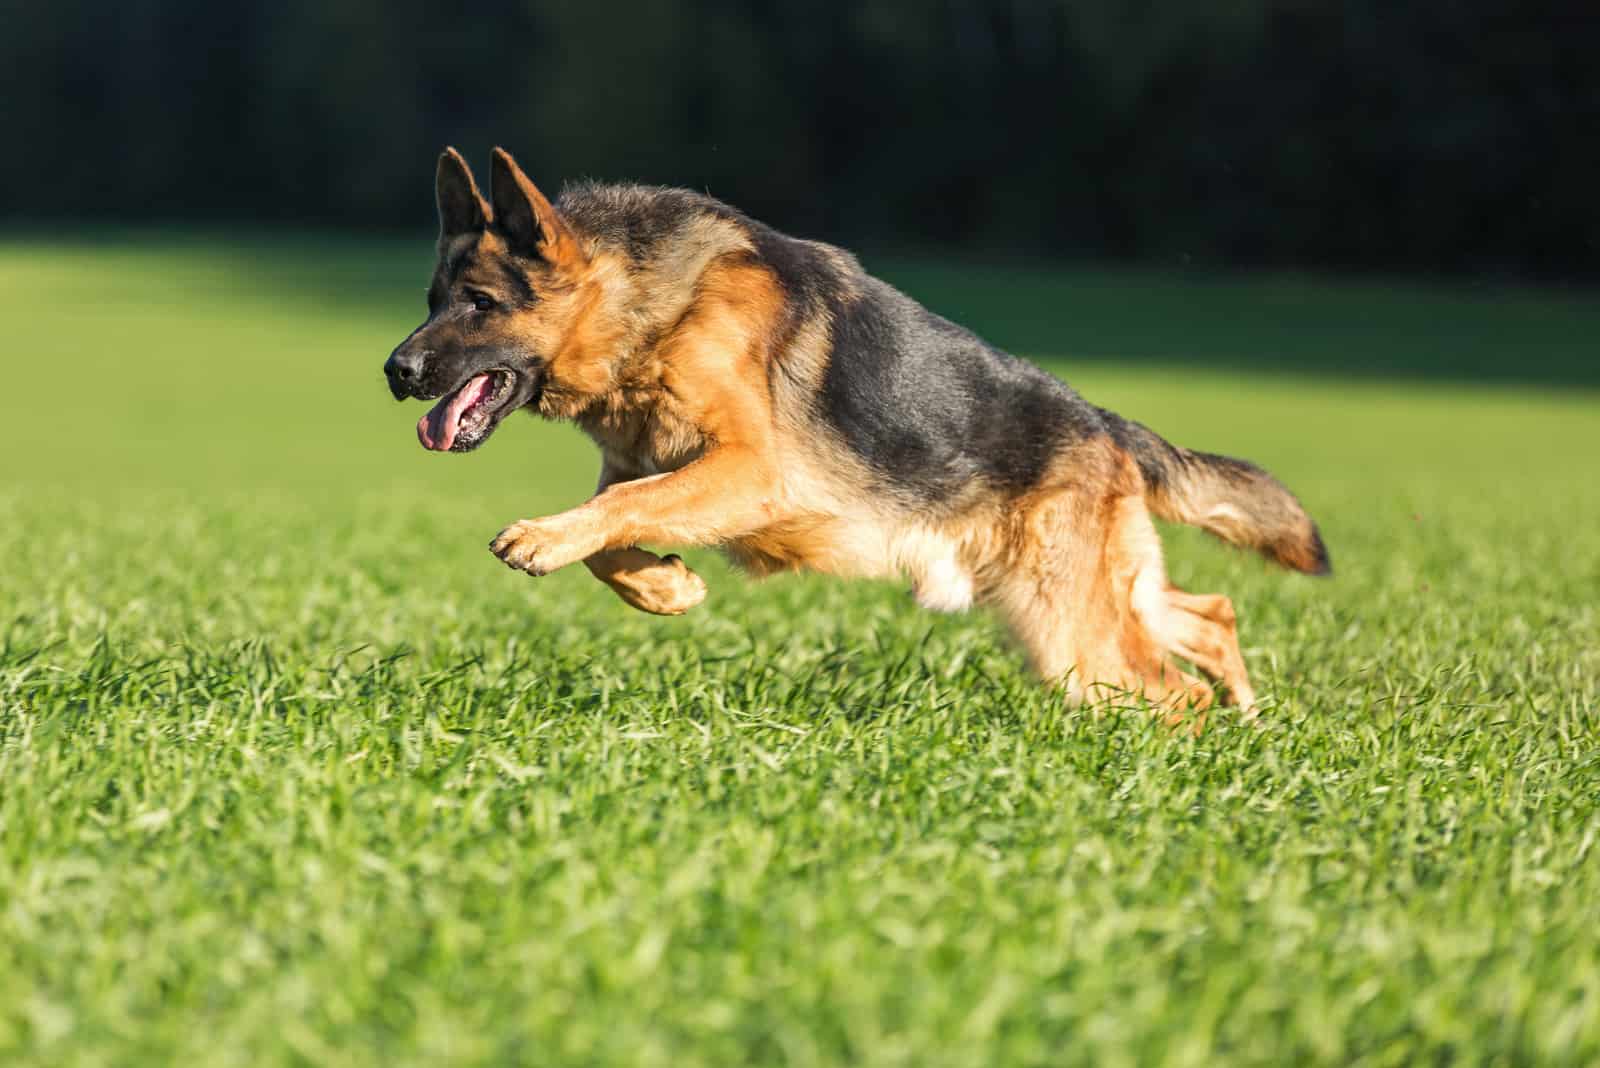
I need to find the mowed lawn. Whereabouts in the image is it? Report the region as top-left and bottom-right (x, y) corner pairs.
(1, 233), (1597, 1067)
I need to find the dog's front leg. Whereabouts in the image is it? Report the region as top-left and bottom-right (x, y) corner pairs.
(570, 460), (709, 615)
(584, 548), (707, 615)
(489, 446), (781, 579)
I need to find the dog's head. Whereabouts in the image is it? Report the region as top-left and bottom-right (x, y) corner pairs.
(384, 147), (606, 452)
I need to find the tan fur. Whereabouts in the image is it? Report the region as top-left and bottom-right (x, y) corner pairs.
(574, 464), (707, 615)
(490, 255), (786, 575)
(583, 548), (707, 615)
(975, 446), (1245, 717)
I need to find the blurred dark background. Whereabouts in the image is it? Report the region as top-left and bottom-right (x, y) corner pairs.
(4, 0), (1598, 280)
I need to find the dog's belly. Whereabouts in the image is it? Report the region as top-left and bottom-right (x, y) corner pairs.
(723, 515), (976, 613)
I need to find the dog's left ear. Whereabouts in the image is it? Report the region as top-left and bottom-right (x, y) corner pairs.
(490, 147), (581, 265)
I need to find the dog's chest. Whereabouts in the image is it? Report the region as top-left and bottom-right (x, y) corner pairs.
(579, 396), (707, 478)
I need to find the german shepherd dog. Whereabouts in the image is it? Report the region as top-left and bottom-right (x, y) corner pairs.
(384, 148), (1329, 716)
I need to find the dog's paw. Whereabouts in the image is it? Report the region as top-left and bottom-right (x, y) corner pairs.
(490, 518), (586, 577)
(634, 554), (708, 615)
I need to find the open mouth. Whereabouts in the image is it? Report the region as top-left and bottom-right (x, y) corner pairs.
(417, 369), (522, 452)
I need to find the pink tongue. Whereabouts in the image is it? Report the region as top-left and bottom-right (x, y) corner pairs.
(418, 374), (492, 451)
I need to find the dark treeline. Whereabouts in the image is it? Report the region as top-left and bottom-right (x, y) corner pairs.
(4, 1), (1597, 278)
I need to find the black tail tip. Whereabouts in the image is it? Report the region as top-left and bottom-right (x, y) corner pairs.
(1271, 522), (1332, 575)
(1303, 525), (1333, 576)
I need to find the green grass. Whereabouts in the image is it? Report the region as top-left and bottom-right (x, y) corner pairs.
(2, 232), (1598, 1067)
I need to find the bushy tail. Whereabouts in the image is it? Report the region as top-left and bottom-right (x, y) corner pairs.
(1103, 410), (1331, 575)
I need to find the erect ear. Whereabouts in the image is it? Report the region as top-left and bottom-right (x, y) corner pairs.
(489, 147), (579, 264)
(436, 147), (489, 239)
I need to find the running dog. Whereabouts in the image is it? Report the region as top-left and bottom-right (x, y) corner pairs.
(383, 147), (1329, 714)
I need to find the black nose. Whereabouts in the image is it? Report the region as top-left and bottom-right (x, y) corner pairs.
(384, 346), (427, 398)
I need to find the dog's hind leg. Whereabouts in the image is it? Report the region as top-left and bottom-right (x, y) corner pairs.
(1111, 494), (1259, 716)
(1150, 588), (1258, 716)
(991, 482), (1215, 714)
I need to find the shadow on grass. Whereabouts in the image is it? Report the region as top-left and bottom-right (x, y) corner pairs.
(875, 256), (1600, 389)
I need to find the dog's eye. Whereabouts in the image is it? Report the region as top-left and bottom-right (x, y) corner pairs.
(469, 293), (495, 313)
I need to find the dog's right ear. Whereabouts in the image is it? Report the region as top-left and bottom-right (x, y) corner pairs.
(436, 147), (489, 239)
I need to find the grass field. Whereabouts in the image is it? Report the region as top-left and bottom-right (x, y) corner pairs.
(2, 233), (1598, 1066)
